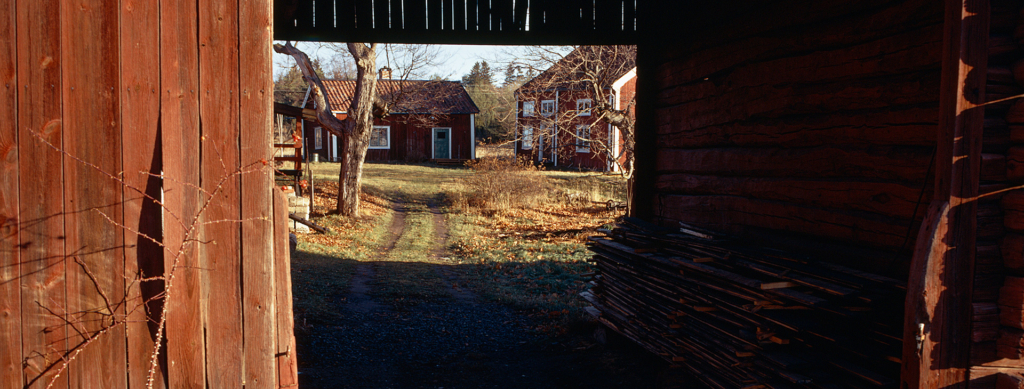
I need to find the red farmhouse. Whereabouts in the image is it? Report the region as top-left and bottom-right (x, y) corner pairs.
(515, 47), (636, 172)
(304, 73), (480, 162)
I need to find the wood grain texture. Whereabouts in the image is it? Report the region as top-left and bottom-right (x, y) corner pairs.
(239, 0), (276, 386)
(161, 0), (205, 386)
(655, 146), (933, 183)
(656, 106), (939, 149)
(121, 0), (167, 387)
(0, 0), (20, 385)
(61, 0), (126, 386)
(901, 0), (988, 387)
(654, 174), (928, 220)
(654, 194), (914, 249)
(273, 189), (298, 388)
(199, 0), (243, 385)
(16, 0), (66, 386)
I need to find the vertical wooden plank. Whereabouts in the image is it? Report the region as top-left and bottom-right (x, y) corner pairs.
(622, 0), (635, 31)
(199, 0), (242, 386)
(405, 0), (426, 31)
(453, 0), (466, 31)
(240, 0), (276, 386)
(527, 0), (544, 32)
(61, 0), (126, 386)
(273, 189), (297, 388)
(495, 0), (513, 31)
(122, 0), (167, 387)
(594, 0), (616, 32)
(161, 0), (205, 386)
(512, 0), (527, 31)
(476, 0), (490, 31)
(391, 0), (404, 30)
(0, 0), (20, 385)
(313, 0), (333, 29)
(465, 0), (478, 30)
(16, 0), (65, 386)
(901, 0), (989, 388)
(441, 0), (453, 30)
(427, 0), (442, 30)
(374, 0), (391, 29)
(354, 0), (372, 29)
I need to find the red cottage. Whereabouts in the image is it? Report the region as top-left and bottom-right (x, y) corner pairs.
(515, 46), (636, 172)
(304, 72), (480, 162)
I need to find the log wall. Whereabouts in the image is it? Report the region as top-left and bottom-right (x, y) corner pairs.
(971, 0), (1024, 386)
(0, 0), (297, 387)
(650, 0), (945, 276)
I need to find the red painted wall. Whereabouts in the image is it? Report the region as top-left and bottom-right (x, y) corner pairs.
(305, 113), (474, 162)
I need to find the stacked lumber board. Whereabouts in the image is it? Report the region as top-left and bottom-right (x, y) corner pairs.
(585, 218), (906, 389)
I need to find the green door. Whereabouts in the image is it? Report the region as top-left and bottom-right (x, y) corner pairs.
(433, 128), (450, 159)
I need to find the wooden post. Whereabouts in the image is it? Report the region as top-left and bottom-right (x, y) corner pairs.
(901, 0), (989, 387)
(0, 0), (19, 386)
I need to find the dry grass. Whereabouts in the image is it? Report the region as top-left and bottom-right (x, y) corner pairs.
(475, 141), (516, 159)
(444, 156), (549, 213)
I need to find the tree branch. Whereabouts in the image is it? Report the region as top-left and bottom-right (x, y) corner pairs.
(272, 41), (351, 136)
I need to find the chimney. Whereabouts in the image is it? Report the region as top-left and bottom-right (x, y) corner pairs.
(378, 67), (392, 80)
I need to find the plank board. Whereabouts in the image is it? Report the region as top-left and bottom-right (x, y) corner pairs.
(0, 0), (20, 385)
(61, 0), (126, 386)
(161, 0), (205, 386)
(121, 0), (167, 387)
(273, 189), (298, 388)
(17, 0), (66, 386)
(199, 0), (243, 386)
(240, 0), (276, 385)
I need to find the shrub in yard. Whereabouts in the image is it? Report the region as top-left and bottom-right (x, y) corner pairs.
(446, 156), (549, 213)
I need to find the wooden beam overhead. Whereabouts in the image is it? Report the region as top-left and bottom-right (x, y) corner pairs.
(274, 0), (641, 44)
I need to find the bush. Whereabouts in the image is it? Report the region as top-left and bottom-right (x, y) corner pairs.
(445, 156), (549, 213)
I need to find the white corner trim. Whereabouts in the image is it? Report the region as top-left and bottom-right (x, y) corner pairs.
(470, 114), (476, 159)
(612, 67), (637, 92)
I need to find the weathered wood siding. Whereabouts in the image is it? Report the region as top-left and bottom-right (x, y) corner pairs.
(649, 0), (945, 275)
(0, 1), (297, 388)
(970, 0), (1024, 385)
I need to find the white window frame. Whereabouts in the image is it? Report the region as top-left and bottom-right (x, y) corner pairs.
(314, 127), (322, 149)
(369, 125), (391, 149)
(522, 101), (535, 117)
(521, 126), (534, 150)
(540, 100), (555, 117)
(576, 99), (592, 116)
(576, 125), (591, 153)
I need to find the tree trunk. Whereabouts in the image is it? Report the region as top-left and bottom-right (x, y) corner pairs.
(338, 127), (370, 217)
(335, 42), (379, 216)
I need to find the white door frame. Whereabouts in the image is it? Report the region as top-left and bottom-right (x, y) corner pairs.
(432, 127), (452, 159)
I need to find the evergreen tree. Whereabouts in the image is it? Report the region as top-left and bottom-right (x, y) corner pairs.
(461, 61), (493, 87)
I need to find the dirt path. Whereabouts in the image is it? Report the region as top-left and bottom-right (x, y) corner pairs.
(297, 196), (680, 389)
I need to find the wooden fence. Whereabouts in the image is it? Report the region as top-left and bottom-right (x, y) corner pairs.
(0, 0), (297, 387)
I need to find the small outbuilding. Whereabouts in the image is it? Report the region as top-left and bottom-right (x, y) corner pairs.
(304, 72), (480, 163)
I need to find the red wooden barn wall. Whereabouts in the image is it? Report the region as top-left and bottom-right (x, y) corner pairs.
(0, 0), (297, 388)
(646, 0), (945, 276)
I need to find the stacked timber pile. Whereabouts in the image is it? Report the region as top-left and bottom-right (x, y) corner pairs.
(585, 218), (906, 389)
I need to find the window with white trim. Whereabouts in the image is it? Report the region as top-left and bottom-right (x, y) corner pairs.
(576, 125), (591, 153)
(522, 101), (535, 117)
(369, 126), (390, 149)
(521, 126), (534, 150)
(314, 127), (322, 149)
(576, 99), (592, 116)
(540, 100), (555, 116)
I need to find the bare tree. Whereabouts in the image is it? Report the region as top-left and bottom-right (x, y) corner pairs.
(274, 41), (457, 216)
(274, 41), (385, 216)
(503, 46), (637, 178)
